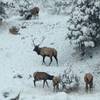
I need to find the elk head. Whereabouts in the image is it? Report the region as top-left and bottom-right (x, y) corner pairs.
(32, 37), (45, 54)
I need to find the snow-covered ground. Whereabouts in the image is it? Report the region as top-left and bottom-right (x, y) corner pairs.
(0, 3), (100, 100)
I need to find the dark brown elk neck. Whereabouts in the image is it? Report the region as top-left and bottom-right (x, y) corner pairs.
(47, 75), (54, 80)
(36, 48), (41, 55)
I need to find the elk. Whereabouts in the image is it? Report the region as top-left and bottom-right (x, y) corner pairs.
(84, 73), (93, 91)
(52, 76), (61, 92)
(32, 37), (58, 66)
(19, 7), (39, 20)
(30, 7), (39, 16)
(33, 71), (54, 88)
(9, 26), (19, 35)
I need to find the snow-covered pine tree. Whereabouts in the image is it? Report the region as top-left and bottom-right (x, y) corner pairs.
(67, 0), (100, 56)
(60, 66), (80, 92)
(51, 0), (78, 15)
(0, 1), (6, 18)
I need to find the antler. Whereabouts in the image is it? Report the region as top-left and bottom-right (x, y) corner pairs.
(32, 38), (36, 46)
(38, 36), (45, 46)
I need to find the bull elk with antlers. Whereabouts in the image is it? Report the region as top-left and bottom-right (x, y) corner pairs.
(32, 37), (58, 66)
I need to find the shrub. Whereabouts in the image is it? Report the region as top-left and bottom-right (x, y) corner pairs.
(60, 66), (80, 93)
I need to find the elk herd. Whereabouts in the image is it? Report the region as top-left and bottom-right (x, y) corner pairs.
(32, 71), (94, 92)
(13, 6), (94, 93)
(31, 35), (94, 93)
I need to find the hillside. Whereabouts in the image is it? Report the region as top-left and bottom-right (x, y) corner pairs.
(0, 0), (100, 100)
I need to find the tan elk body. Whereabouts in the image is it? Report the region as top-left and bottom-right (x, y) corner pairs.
(84, 73), (93, 90)
(33, 72), (54, 88)
(52, 76), (61, 92)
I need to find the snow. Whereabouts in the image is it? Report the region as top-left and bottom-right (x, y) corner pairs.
(0, 0), (100, 100)
(84, 41), (95, 47)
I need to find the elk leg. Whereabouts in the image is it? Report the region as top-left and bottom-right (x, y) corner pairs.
(45, 80), (49, 87)
(53, 85), (55, 92)
(49, 57), (52, 65)
(54, 55), (58, 65)
(43, 80), (45, 88)
(86, 83), (88, 90)
(42, 56), (46, 64)
(57, 84), (59, 91)
(90, 82), (93, 89)
(33, 80), (36, 87)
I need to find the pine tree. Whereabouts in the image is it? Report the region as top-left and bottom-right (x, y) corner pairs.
(60, 67), (79, 92)
(67, 0), (100, 55)
(0, 2), (6, 18)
